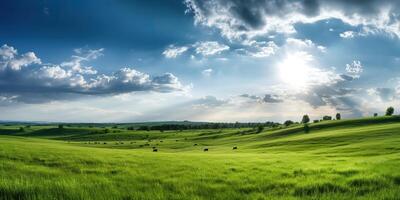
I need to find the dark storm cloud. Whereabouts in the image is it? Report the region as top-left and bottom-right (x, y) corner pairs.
(0, 44), (187, 103)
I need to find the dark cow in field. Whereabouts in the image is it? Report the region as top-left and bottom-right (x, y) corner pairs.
(153, 149), (158, 152)
(233, 146), (237, 150)
(194, 144), (198, 146)
(204, 148), (208, 152)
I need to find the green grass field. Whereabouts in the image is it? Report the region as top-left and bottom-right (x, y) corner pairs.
(1, 116), (400, 199)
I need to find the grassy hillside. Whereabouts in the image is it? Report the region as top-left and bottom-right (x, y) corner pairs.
(0, 117), (400, 199)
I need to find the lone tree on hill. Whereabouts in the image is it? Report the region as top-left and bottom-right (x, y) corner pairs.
(336, 113), (341, 120)
(303, 123), (310, 133)
(256, 125), (264, 133)
(301, 115), (310, 124)
(386, 107), (394, 116)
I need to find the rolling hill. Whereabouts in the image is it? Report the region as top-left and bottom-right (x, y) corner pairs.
(0, 116), (399, 199)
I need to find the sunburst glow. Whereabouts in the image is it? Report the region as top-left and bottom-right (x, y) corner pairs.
(278, 52), (314, 89)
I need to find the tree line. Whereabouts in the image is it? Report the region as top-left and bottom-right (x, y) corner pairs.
(128, 121), (280, 131)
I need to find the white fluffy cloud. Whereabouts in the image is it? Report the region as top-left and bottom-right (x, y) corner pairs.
(345, 60), (363, 78)
(340, 31), (356, 38)
(193, 41), (230, 56)
(240, 40), (278, 57)
(0, 44), (188, 103)
(162, 45), (189, 58)
(201, 68), (213, 77)
(0, 44), (41, 71)
(60, 48), (103, 74)
(162, 41), (229, 58)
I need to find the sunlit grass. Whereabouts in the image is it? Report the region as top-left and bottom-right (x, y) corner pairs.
(0, 116), (400, 199)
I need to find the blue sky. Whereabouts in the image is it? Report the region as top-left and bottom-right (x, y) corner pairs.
(1, 0), (400, 122)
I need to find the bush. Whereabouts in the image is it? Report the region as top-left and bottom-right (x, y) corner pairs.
(322, 116), (332, 120)
(58, 124), (64, 129)
(284, 120), (294, 126)
(374, 113), (378, 117)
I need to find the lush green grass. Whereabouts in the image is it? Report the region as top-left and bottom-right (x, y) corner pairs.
(0, 117), (400, 199)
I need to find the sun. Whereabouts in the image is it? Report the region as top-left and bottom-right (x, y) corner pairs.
(278, 52), (313, 90)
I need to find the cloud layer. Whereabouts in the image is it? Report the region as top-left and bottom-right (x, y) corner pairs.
(0, 44), (187, 103)
(185, 0), (400, 40)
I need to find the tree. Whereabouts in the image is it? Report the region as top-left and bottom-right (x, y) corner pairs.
(303, 123), (310, 133)
(256, 125), (264, 133)
(58, 124), (64, 129)
(374, 113), (378, 117)
(336, 113), (341, 120)
(301, 115), (310, 124)
(386, 107), (394, 116)
(284, 120), (294, 127)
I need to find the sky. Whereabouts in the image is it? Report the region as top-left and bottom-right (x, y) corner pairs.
(1, 0), (400, 123)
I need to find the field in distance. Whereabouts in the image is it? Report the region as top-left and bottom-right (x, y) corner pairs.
(1, 116), (400, 199)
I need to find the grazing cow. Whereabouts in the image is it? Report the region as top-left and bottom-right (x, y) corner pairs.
(204, 148), (208, 152)
(194, 144), (198, 146)
(152, 146), (156, 149)
(153, 149), (158, 152)
(233, 146), (238, 150)
(160, 140), (163, 143)
(104, 142), (107, 144)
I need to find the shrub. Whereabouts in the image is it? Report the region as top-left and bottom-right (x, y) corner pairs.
(284, 120), (294, 126)
(322, 116), (332, 120)
(374, 113), (378, 117)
